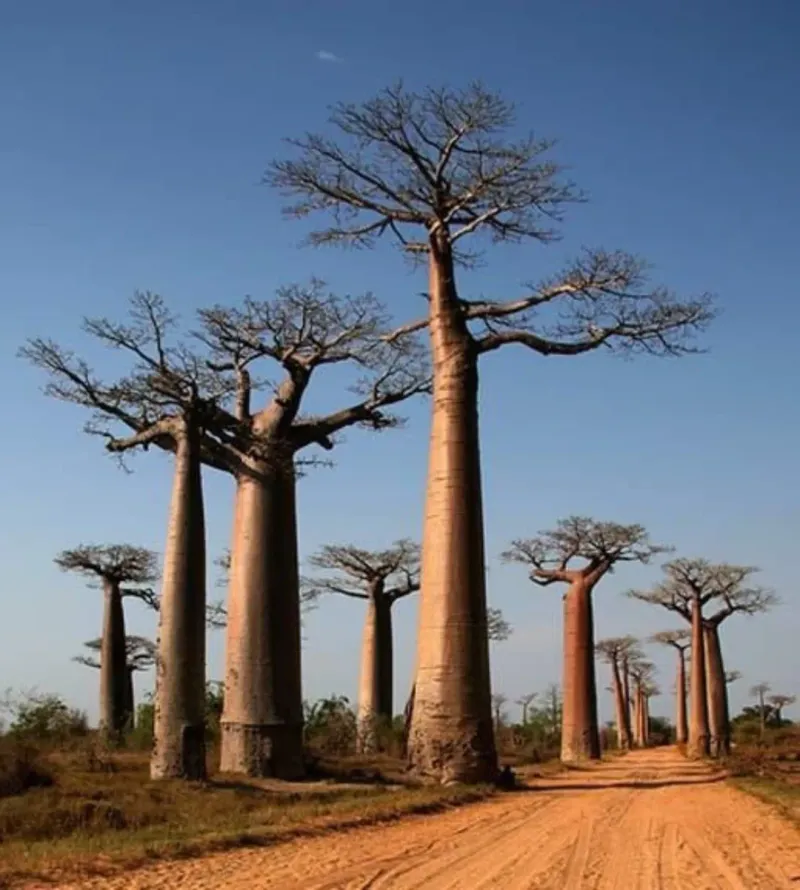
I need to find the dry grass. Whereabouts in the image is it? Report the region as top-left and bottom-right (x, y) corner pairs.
(0, 747), (494, 887)
(726, 728), (800, 825)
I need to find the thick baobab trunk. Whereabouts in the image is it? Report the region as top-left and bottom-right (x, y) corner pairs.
(611, 659), (630, 750)
(631, 684), (641, 747)
(356, 592), (393, 753)
(675, 650), (688, 744)
(622, 659), (632, 741)
(99, 579), (128, 738)
(151, 428), (207, 780)
(124, 668), (135, 731)
(407, 236), (497, 784)
(220, 457), (303, 778)
(560, 582), (601, 763)
(687, 597), (710, 758)
(642, 695), (650, 746)
(704, 624), (730, 757)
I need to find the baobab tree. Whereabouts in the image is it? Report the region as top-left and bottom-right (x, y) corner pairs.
(650, 630), (691, 744)
(491, 694), (508, 727)
(516, 693), (537, 726)
(22, 295), (237, 778)
(303, 539), (420, 752)
(751, 683), (771, 737)
(74, 636), (156, 729)
(641, 681), (661, 746)
(55, 545), (158, 739)
(595, 637), (639, 750)
(768, 694), (795, 725)
(503, 518), (669, 763)
(197, 283), (427, 777)
(269, 83), (714, 782)
(630, 560), (775, 757)
(628, 659), (656, 747)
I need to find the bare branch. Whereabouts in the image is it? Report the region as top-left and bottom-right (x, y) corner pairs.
(304, 539), (421, 603)
(55, 545), (159, 586)
(502, 517), (671, 587)
(595, 635), (640, 664)
(487, 607), (512, 643)
(469, 249), (714, 359)
(649, 629), (691, 652)
(267, 82), (582, 264)
(628, 559), (777, 627)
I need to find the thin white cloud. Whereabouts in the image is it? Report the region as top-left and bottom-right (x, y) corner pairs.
(316, 50), (343, 63)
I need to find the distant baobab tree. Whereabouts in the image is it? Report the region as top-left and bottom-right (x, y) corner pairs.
(503, 518), (669, 763)
(270, 82), (715, 783)
(74, 635), (156, 728)
(750, 683), (771, 737)
(629, 560), (775, 757)
(55, 545), (158, 739)
(303, 539), (420, 752)
(768, 694), (796, 725)
(516, 693), (537, 726)
(23, 295), (236, 778)
(196, 283), (428, 779)
(491, 694), (508, 727)
(725, 670), (742, 685)
(628, 659), (656, 747)
(595, 637), (639, 750)
(650, 630), (691, 744)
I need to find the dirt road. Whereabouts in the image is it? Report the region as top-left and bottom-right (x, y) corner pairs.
(65, 748), (800, 889)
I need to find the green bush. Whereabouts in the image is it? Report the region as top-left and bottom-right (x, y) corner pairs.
(3, 692), (87, 744)
(0, 741), (54, 797)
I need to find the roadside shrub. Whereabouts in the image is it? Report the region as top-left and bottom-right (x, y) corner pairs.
(304, 696), (357, 756)
(0, 741), (54, 797)
(3, 692), (87, 744)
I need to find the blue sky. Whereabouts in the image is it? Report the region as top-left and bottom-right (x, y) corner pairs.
(1, 0), (798, 727)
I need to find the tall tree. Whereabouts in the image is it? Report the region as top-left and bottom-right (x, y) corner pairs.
(628, 659), (656, 747)
(595, 636), (639, 750)
(630, 561), (775, 757)
(650, 630), (691, 745)
(750, 683), (771, 737)
(22, 294), (236, 778)
(74, 635), (157, 729)
(491, 693), (508, 727)
(503, 518), (669, 762)
(269, 83), (714, 782)
(640, 680), (661, 746)
(303, 539), (420, 752)
(516, 693), (537, 726)
(55, 545), (158, 738)
(768, 694), (795, 725)
(197, 283), (428, 777)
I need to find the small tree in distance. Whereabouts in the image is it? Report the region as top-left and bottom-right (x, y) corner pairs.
(595, 636), (639, 750)
(768, 694), (796, 725)
(303, 539), (420, 752)
(270, 82), (715, 784)
(503, 517), (669, 763)
(516, 693), (537, 726)
(73, 636), (156, 729)
(750, 683), (771, 737)
(650, 630), (691, 745)
(55, 545), (158, 739)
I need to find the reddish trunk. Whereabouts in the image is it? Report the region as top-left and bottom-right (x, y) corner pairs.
(704, 624), (730, 757)
(611, 659), (630, 750)
(220, 457), (303, 778)
(688, 596), (710, 758)
(356, 592), (393, 753)
(99, 579), (127, 738)
(407, 235), (496, 783)
(622, 658), (633, 744)
(151, 425), (207, 779)
(675, 650), (688, 744)
(560, 581), (600, 762)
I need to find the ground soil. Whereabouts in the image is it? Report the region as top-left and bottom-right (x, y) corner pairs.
(47, 747), (800, 889)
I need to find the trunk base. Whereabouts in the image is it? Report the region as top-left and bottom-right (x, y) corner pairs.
(407, 720), (497, 785)
(150, 723), (206, 780)
(561, 735), (601, 765)
(219, 721), (304, 778)
(686, 736), (710, 759)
